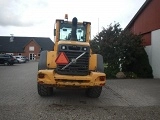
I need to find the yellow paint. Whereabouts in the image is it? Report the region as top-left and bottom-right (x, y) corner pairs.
(47, 51), (57, 68)
(89, 54), (97, 70)
(58, 40), (90, 46)
(37, 16), (106, 89)
(38, 70), (106, 87)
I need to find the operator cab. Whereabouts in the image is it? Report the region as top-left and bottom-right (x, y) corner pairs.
(60, 19), (86, 42)
(54, 15), (91, 43)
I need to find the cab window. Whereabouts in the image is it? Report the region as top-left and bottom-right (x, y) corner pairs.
(59, 22), (86, 42)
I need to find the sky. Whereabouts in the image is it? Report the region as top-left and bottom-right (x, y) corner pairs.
(0, 0), (146, 41)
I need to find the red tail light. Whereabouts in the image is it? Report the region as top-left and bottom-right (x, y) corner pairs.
(100, 76), (106, 81)
(100, 83), (105, 86)
(38, 73), (45, 78)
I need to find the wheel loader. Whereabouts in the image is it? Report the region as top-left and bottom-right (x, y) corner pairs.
(37, 15), (106, 98)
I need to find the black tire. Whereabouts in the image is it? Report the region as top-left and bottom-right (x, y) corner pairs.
(38, 51), (48, 70)
(85, 86), (102, 98)
(37, 83), (53, 96)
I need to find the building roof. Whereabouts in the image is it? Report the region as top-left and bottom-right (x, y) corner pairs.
(0, 36), (54, 53)
(125, 0), (151, 30)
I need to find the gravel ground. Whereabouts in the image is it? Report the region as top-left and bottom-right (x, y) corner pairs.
(0, 62), (160, 120)
(0, 104), (160, 120)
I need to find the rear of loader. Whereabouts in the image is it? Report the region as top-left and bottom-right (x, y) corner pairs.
(37, 15), (106, 98)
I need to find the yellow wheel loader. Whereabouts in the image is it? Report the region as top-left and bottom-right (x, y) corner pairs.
(37, 15), (106, 98)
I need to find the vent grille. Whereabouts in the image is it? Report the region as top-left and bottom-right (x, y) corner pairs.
(56, 51), (89, 75)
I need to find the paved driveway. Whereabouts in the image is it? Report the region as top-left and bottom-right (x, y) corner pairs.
(0, 62), (160, 120)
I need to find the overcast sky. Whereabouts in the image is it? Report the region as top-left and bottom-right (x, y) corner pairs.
(0, 0), (146, 40)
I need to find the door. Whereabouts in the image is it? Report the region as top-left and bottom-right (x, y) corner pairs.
(29, 53), (35, 60)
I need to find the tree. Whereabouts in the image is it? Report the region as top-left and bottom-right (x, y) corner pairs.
(90, 23), (153, 78)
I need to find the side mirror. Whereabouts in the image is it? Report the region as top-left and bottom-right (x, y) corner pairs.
(54, 29), (56, 36)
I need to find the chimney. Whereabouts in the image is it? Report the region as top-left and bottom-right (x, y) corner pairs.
(10, 34), (14, 42)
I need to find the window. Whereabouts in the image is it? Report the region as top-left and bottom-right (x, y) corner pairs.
(4, 54), (10, 58)
(59, 22), (86, 42)
(38, 53), (40, 57)
(29, 46), (34, 51)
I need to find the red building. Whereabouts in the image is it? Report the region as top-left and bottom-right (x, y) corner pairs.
(125, 0), (160, 78)
(126, 0), (160, 46)
(0, 36), (54, 60)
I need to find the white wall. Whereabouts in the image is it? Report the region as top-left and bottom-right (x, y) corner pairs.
(151, 29), (160, 78)
(145, 46), (152, 65)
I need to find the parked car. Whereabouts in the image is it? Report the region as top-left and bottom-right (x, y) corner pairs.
(22, 56), (29, 62)
(13, 56), (26, 63)
(0, 54), (16, 65)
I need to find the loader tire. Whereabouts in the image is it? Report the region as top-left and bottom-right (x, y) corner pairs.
(38, 50), (47, 70)
(85, 86), (102, 98)
(37, 83), (53, 96)
(97, 54), (104, 72)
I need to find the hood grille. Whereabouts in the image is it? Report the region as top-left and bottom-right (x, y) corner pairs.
(56, 51), (89, 75)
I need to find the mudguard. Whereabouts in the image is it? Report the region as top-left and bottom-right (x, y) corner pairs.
(38, 50), (48, 70)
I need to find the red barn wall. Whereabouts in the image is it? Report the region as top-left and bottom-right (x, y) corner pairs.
(129, 0), (160, 46)
(142, 33), (151, 46)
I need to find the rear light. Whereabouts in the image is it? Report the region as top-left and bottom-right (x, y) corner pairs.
(100, 83), (105, 86)
(38, 73), (45, 78)
(61, 45), (67, 50)
(38, 81), (44, 84)
(99, 76), (106, 81)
